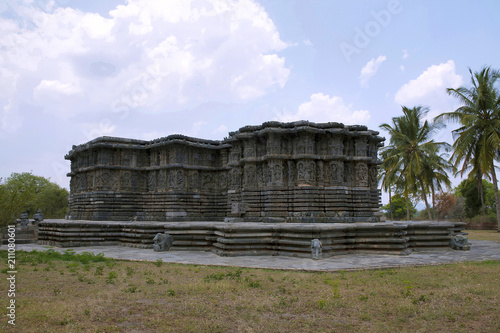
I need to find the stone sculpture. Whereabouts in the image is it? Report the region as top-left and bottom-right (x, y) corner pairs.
(450, 234), (470, 251)
(33, 209), (44, 223)
(152, 233), (173, 252)
(311, 239), (322, 260)
(19, 212), (29, 228)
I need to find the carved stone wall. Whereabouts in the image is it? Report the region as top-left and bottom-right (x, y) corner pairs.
(66, 121), (385, 222)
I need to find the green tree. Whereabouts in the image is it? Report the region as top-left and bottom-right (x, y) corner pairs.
(0, 172), (68, 228)
(381, 194), (416, 220)
(380, 106), (451, 221)
(436, 66), (500, 230)
(455, 179), (496, 219)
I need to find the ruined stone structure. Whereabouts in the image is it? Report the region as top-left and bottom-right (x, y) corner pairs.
(66, 121), (385, 223)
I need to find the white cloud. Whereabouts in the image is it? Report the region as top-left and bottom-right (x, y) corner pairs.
(402, 49), (409, 59)
(275, 93), (370, 125)
(394, 60), (463, 119)
(0, 0), (290, 130)
(359, 55), (386, 86)
(213, 124), (228, 136)
(395, 60), (462, 105)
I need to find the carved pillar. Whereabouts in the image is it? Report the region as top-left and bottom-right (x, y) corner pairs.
(369, 165), (378, 189)
(287, 160), (295, 186)
(317, 161), (324, 186)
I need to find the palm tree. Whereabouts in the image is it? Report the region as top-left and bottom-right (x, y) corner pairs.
(436, 66), (500, 230)
(379, 149), (397, 220)
(380, 106), (451, 221)
(421, 145), (453, 219)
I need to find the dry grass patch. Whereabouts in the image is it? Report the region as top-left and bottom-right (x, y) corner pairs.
(467, 229), (500, 242)
(0, 249), (499, 332)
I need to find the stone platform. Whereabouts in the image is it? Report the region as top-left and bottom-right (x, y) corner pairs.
(38, 219), (467, 258)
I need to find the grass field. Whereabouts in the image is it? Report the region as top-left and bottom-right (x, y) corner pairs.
(0, 230), (499, 332)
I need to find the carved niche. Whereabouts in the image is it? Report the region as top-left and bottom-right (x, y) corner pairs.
(169, 170), (185, 190)
(297, 161), (316, 185)
(120, 171), (131, 190)
(243, 165), (257, 188)
(218, 172), (227, 192)
(329, 161), (344, 186)
(355, 162), (369, 187)
(268, 160), (283, 186)
(101, 170), (111, 190)
(202, 173), (215, 192)
(188, 171), (200, 191)
(257, 163), (268, 187)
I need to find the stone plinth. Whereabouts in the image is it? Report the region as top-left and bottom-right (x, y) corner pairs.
(38, 220), (468, 257)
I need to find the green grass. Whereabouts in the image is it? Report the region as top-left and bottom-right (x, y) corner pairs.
(0, 249), (499, 332)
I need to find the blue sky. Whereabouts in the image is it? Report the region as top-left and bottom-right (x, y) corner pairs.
(1, 0), (499, 205)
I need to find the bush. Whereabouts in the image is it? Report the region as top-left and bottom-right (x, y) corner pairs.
(466, 214), (498, 230)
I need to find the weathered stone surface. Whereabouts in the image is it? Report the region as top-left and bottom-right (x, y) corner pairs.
(153, 233), (173, 252)
(65, 121), (385, 223)
(450, 234), (470, 251)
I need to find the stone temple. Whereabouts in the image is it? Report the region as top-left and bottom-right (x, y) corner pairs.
(38, 121), (468, 257)
(65, 121), (384, 223)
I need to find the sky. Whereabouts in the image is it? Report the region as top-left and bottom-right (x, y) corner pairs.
(1, 0), (499, 206)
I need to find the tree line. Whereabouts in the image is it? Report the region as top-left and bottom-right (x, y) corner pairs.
(379, 66), (500, 230)
(0, 172), (68, 228)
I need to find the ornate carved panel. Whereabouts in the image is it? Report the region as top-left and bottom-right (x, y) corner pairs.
(355, 162), (369, 187)
(297, 160), (316, 185)
(268, 160), (283, 186)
